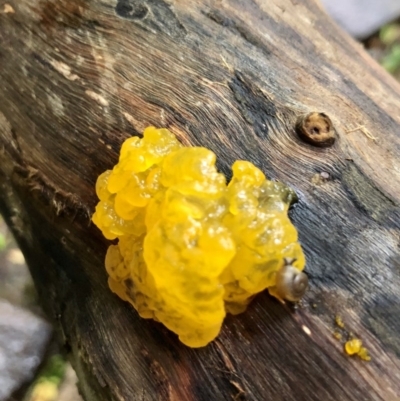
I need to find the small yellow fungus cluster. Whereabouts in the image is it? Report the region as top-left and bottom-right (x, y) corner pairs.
(92, 127), (305, 347)
(334, 315), (371, 361)
(345, 339), (371, 361)
(335, 315), (345, 329)
(345, 339), (362, 355)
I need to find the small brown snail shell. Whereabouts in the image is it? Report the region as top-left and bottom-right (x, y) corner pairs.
(295, 112), (336, 147)
(275, 258), (308, 302)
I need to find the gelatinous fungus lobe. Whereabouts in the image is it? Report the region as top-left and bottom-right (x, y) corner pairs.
(92, 127), (307, 347)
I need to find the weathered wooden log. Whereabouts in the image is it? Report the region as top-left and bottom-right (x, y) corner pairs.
(1, 0), (400, 400)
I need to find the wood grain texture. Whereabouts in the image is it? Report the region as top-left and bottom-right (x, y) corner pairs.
(1, 0), (400, 400)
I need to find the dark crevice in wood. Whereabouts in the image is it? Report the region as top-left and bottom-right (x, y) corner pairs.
(115, 0), (187, 38)
(204, 9), (273, 58)
(341, 162), (398, 223)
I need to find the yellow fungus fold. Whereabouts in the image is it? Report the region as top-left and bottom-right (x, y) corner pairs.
(92, 127), (305, 347)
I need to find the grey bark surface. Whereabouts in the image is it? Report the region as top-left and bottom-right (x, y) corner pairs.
(1, 0), (400, 400)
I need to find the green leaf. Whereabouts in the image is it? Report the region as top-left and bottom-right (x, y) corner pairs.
(380, 23), (400, 46)
(381, 44), (400, 74)
(0, 233), (6, 251)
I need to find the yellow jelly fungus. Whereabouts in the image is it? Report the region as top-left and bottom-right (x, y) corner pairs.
(345, 339), (362, 355)
(335, 315), (345, 329)
(345, 339), (371, 361)
(92, 126), (306, 347)
(333, 331), (342, 341)
(357, 346), (371, 361)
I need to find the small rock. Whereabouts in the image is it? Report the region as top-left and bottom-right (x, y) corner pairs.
(0, 299), (52, 401)
(321, 0), (400, 38)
